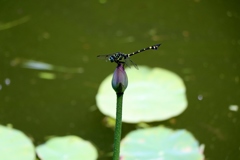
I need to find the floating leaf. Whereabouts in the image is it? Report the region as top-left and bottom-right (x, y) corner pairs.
(36, 135), (98, 160)
(38, 72), (56, 80)
(0, 125), (35, 160)
(120, 126), (204, 160)
(96, 66), (187, 123)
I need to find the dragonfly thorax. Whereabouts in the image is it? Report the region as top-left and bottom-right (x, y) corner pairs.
(108, 52), (127, 63)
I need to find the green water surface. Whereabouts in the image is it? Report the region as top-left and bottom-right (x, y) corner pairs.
(0, 0), (239, 159)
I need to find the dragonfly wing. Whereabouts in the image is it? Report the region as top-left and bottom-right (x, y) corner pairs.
(125, 57), (138, 70)
(124, 59), (131, 69)
(97, 54), (112, 62)
(97, 54), (110, 59)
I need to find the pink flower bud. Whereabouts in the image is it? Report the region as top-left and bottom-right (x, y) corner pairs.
(112, 63), (128, 93)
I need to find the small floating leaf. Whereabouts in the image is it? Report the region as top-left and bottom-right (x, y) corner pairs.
(38, 72), (56, 80)
(36, 135), (98, 160)
(0, 125), (35, 160)
(120, 126), (204, 160)
(96, 66), (187, 123)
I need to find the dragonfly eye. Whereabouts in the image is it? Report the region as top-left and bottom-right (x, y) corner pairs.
(109, 56), (115, 62)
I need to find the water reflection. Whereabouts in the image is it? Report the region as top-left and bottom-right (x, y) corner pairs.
(11, 58), (84, 74)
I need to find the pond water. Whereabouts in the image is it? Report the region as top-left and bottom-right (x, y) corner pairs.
(0, 0), (239, 159)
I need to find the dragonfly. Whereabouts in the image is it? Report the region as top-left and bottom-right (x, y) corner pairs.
(97, 44), (161, 69)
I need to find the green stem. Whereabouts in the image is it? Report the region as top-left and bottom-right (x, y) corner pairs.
(113, 92), (124, 160)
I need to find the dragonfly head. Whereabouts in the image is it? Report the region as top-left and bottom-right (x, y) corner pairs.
(109, 56), (115, 63)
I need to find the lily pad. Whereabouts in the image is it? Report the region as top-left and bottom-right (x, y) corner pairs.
(120, 126), (204, 160)
(36, 135), (98, 160)
(0, 125), (35, 160)
(96, 66), (187, 123)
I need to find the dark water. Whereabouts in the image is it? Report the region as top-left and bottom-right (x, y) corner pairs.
(0, 0), (239, 159)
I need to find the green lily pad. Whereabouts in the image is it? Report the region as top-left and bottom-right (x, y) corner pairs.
(96, 66), (187, 123)
(36, 135), (98, 160)
(0, 125), (35, 160)
(120, 126), (204, 160)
